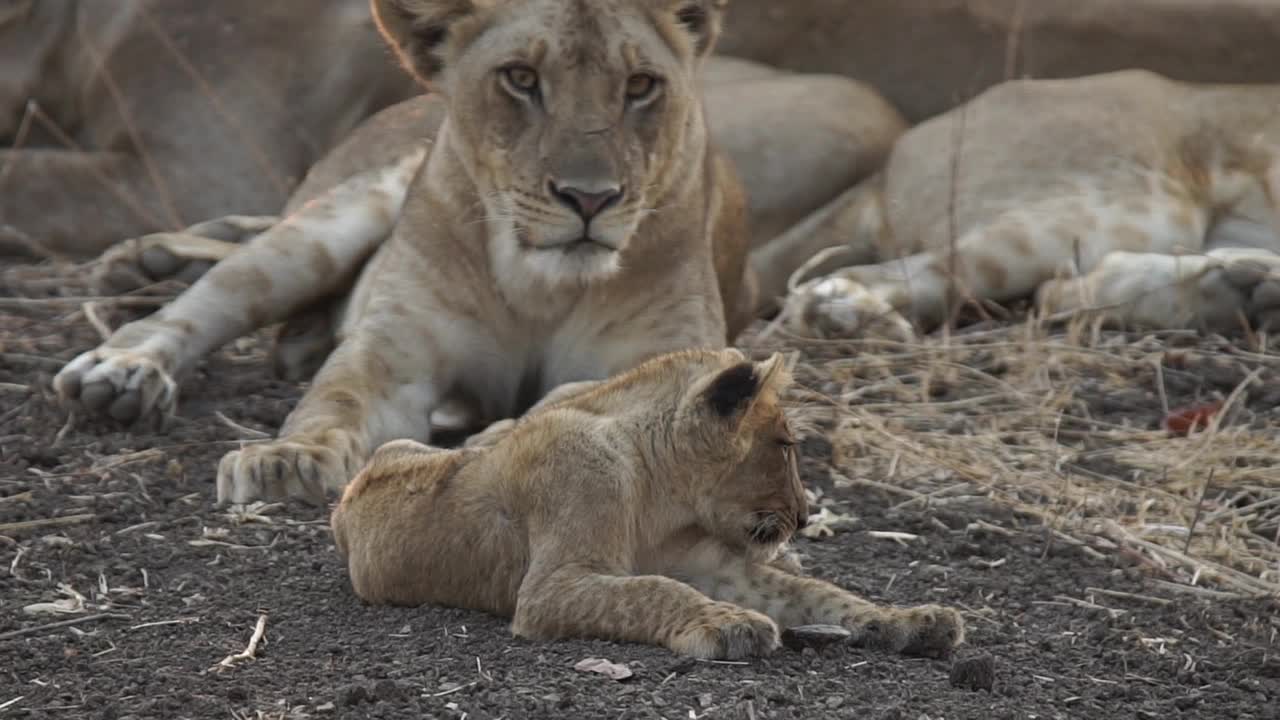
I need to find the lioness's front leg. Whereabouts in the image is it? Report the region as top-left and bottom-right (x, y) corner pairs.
(53, 148), (426, 425)
(215, 327), (443, 506)
(671, 544), (964, 658)
(513, 564), (781, 660)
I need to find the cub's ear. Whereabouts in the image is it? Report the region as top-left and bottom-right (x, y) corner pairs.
(370, 0), (480, 88)
(665, 0), (729, 58)
(699, 352), (790, 419)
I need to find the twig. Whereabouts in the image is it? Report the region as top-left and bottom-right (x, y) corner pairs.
(1183, 467), (1213, 555)
(1084, 587), (1172, 607)
(0, 514), (96, 535)
(0, 296), (172, 309)
(82, 301), (113, 342)
(212, 614), (268, 671)
(214, 412), (270, 440)
(129, 617), (201, 631)
(0, 613), (131, 641)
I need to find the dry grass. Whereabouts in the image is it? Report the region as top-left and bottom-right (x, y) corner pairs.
(752, 318), (1280, 599)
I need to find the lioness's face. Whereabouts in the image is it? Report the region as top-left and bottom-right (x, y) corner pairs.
(373, 0), (726, 284)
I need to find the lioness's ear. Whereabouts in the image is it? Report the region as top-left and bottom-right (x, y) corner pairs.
(668, 0), (729, 58)
(370, 0), (479, 88)
(700, 352), (790, 419)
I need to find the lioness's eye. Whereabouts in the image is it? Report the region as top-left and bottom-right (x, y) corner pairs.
(625, 73), (659, 102)
(502, 65), (540, 95)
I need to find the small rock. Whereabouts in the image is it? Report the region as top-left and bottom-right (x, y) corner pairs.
(825, 695), (846, 709)
(314, 702), (335, 713)
(336, 684), (369, 707)
(781, 624), (852, 651)
(949, 652), (996, 691)
(371, 679), (404, 702)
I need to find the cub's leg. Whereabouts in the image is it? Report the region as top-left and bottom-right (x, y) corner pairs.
(513, 564), (781, 660)
(53, 148), (426, 425)
(1035, 247), (1280, 332)
(784, 190), (1211, 339)
(669, 541), (964, 658)
(748, 174), (889, 312)
(90, 215), (279, 294)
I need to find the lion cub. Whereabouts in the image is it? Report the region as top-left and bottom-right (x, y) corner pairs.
(331, 348), (964, 660)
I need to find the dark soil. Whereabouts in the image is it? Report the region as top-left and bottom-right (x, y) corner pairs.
(2, 300), (1279, 720)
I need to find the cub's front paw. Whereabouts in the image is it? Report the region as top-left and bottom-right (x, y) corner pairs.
(848, 603), (965, 658)
(671, 604), (781, 660)
(215, 432), (358, 506)
(54, 346), (177, 425)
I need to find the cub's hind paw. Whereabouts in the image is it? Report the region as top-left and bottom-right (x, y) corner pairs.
(216, 433), (358, 507)
(849, 603), (966, 658)
(784, 275), (916, 341)
(90, 215), (277, 294)
(672, 604), (781, 660)
(54, 347), (177, 426)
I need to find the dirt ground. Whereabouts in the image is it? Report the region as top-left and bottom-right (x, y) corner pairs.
(2, 279), (1279, 719)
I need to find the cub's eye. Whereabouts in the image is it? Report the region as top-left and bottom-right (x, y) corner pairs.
(776, 438), (796, 449)
(625, 73), (659, 102)
(501, 65), (540, 95)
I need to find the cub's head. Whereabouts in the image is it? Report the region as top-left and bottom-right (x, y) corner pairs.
(673, 350), (809, 558)
(372, 0), (727, 284)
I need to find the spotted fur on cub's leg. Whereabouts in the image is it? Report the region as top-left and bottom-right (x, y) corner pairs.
(54, 148), (427, 425)
(668, 538), (963, 657)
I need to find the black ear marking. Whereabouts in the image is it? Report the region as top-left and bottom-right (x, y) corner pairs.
(705, 362), (759, 417)
(676, 4), (708, 36)
(406, 22), (451, 77)
(674, 2), (718, 56)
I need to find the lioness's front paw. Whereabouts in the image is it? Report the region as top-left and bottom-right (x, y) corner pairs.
(784, 276), (916, 341)
(847, 604), (965, 658)
(216, 434), (356, 506)
(54, 347), (177, 425)
(672, 604), (781, 660)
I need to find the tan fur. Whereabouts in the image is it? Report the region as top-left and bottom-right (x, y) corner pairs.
(56, 0), (904, 507)
(719, 0), (1280, 124)
(330, 348), (964, 659)
(782, 70), (1280, 339)
(0, 0), (417, 259)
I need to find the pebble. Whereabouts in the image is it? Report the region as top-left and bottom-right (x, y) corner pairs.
(781, 624), (853, 651)
(949, 652), (996, 691)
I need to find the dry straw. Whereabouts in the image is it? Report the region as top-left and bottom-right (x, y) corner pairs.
(752, 314), (1280, 600)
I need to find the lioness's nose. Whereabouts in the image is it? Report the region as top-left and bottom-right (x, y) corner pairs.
(796, 510), (809, 530)
(549, 180), (623, 221)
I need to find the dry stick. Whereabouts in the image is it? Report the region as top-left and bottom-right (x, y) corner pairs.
(0, 296), (173, 309)
(82, 301), (113, 342)
(213, 614), (269, 671)
(0, 613), (131, 641)
(1183, 466), (1214, 556)
(0, 514), (96, 535)
(1084, 587), (1172, 607)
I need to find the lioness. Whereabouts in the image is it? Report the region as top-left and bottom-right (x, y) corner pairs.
(54, 0), (899, 507)
(54, 1), (906, 507)
(331, 348), (965, 660)
(0, 0), (417, 258)
(774, 70), (1280, 340)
